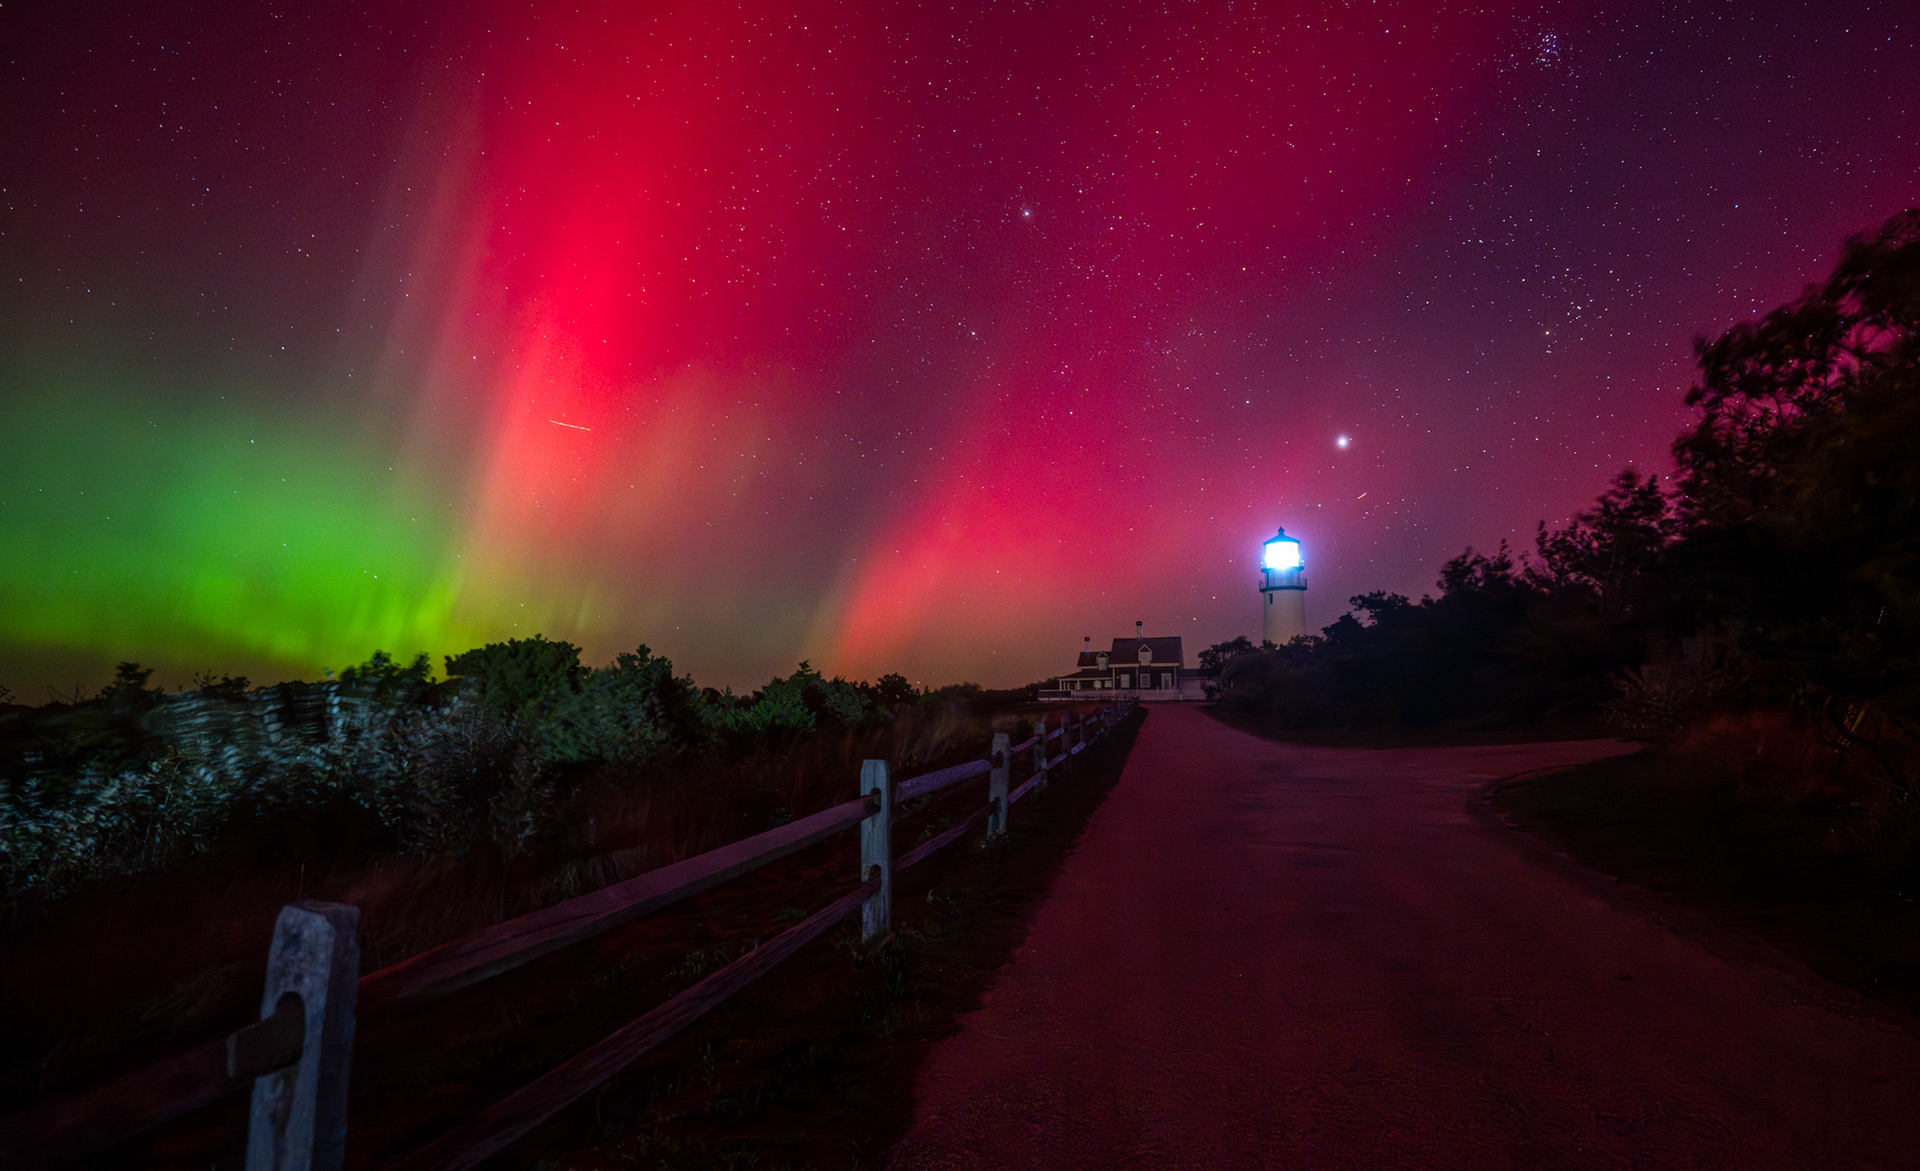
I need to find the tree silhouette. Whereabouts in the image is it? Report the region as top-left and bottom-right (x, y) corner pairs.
(1662, 208), (1920, 759)
(1676, 209), (1920, 531)
(1198, 636), (1256, 672)
(1531, 469), (1678, 620)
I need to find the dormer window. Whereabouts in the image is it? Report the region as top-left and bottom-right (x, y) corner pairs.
(1138, 644), (1152, 665)
(1096, 652), (1108, 669)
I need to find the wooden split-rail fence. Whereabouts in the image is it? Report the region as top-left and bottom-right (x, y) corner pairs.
(0, 700), (1141, 1170)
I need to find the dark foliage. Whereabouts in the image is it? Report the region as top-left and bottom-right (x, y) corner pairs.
(1217, 535), (1635, 731)
(0, 641), (934, 902)
(1198, 636), (1255, 672)
(444, 636), (582, 721)
(1664, 209), (1920, 766)
(865, 672), (921, 708)
(1532, 469), (1680, 620)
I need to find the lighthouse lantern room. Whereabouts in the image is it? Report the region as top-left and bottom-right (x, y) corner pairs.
(1260, 527), (1308, 647)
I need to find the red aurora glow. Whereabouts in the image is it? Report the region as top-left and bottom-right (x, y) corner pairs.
(3, 0), (1918, 690)
(388, 0), (1513, 680)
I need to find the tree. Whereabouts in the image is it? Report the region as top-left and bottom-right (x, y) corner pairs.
(445, 635), (583, 720)
(339, 650), (434, 702)
(1437, 541), (1524, 597)
(191, 672), (252, 700)
(1665, 208), (1920, 749)
(706, 662), (872, 737)
(1347, 591), (1413, 626)
(1675, 208), (1920, 531)
(545, 645), (704, 764)
(1198, 636), (1256, 672)
(1531, 469), (1678, 619)
(97, 662), (157, 708)
(868, 672), (919, 707)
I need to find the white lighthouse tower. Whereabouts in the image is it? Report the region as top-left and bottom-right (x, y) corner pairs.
(1260, 527), (1307, 647)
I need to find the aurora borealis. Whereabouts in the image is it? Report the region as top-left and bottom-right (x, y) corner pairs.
(2, 1), (1917, 695)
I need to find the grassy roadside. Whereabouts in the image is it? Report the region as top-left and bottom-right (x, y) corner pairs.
(1489, 748), (1920, 1016)
(59, 706), (1140, 1171)
(491, 709), (1141, 1171)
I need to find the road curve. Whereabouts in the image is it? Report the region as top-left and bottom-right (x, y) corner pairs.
(885, 704), (1920, 1169)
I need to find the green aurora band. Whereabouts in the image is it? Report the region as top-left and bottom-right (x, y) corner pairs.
(1, 363), (485, 690)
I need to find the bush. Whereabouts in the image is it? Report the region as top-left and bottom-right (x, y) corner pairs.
(444, 635), (584, 722)
(0, 641), (926, 902)
(544, 646), (706, 765)
(705, 662), (872, 738)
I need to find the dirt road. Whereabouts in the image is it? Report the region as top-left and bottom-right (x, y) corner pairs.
(884, 705), (1920, 1169)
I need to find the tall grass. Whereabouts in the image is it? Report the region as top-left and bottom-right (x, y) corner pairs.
(0, 642), (996, 910)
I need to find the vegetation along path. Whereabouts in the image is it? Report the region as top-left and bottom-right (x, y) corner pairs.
(883, 704), (1920, 1169)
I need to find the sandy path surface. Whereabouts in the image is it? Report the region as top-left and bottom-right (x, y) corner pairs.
(884, 705), (1920, 1169)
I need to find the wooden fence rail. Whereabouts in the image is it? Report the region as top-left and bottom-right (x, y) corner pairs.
(0, 700), (1140, 1170)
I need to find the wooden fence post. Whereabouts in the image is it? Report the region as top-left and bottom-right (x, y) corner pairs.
(986, 732), (1010, 837)
(859, 760), (892, 944)
(1031, 719), (1049, 794)
(246, 901), (359, 1171)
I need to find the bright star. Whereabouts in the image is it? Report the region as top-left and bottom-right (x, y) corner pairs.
(1336, 435), (1350, 448)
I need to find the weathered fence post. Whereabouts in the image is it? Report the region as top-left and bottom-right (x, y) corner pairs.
(1031, 719), (1049, 795)
(859, 760), (892, 944)
(986, 732), (1010, 837)
(246, 901), (359, 1171)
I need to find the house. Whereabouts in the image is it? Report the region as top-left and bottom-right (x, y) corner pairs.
(1038, 623), (1209, 702)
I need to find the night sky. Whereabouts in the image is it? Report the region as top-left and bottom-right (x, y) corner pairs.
(2, 1), (1916, 696)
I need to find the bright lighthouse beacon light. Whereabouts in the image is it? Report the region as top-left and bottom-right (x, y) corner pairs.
(1262, 533), (1301, 570)
(1259, 526), (1307, 646)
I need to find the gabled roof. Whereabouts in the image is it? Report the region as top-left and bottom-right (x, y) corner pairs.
(1068, 635), (1185, 670)
(1110, 636), (1184, 664)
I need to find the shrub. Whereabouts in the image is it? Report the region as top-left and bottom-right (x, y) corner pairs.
(444, 635), (584, 722)
(705, 662), (872, 738)
(543, 646), (706, 766)
(0, 640), (934, 902)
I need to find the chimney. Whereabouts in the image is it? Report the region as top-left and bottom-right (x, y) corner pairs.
(1136, 621), (1144, 639)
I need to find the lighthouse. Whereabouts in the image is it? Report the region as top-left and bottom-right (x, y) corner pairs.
(1260, 527), (1307, 647)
